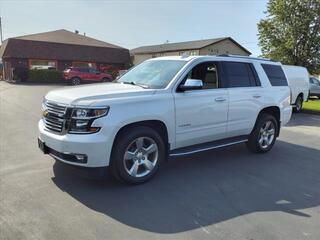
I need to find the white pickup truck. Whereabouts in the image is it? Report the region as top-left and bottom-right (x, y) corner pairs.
(38, 55), (292, 184)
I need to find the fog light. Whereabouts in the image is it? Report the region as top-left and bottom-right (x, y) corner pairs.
(74, 154), (87, 163)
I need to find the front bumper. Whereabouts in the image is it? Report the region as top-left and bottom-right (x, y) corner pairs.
(38, 119), (112, 167)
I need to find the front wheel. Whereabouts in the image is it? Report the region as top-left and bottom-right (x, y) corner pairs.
(246, 113), (278, 153)
(110, 126), (166, 184)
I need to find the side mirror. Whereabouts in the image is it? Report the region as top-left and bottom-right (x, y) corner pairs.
(179, 79), (203, 91)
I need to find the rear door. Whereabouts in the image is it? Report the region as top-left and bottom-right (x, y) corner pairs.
(173, 61), (229, 148)
(223, 61), (263, 137)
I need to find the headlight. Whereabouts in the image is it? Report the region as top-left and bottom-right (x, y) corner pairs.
(68, 107), (109, 134)
(72, 108), (109, 119)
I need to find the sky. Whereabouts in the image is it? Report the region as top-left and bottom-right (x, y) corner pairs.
(0, 0), (268, 56)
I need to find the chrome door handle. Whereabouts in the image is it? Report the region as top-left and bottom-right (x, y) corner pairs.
(215, 97), (227, 102)
(253, 95), (261, 98)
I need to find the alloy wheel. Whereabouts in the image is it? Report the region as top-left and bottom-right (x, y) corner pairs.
(72, 78), (80, 85)
(296, 98), (302, 111)
(123, 137), (158, 178)
(258, 120), (275, 149)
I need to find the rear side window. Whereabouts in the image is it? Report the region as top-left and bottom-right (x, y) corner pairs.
(79, 68), (89, 73)
(224, 62), (260, 87)
(261, 64), (288, 86)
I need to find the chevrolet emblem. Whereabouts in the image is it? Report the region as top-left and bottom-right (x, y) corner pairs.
(43, 110), (49, 117)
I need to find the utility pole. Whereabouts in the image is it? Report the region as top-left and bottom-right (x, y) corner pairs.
(0, 16), (3, 43)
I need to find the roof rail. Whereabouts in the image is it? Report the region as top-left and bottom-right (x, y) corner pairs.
(217, 54), (276, 62)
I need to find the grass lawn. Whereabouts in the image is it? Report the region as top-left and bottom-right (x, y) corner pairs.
(302, 100), (320, 113)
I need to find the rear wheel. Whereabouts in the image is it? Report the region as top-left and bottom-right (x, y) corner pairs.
(246, 113), (278, 153)
(293, 95), (303, 113)
(102, 77), (110, 82)
(110, 126), (166, 184)
(70, 77), (81, 85)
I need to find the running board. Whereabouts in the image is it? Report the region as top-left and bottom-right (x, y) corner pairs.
(169, 135), (248, 157)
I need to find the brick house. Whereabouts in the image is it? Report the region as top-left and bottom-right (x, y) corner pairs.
(0, 29), (130, 80)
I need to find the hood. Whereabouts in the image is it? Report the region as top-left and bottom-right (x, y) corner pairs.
(45, 83), (156, 106)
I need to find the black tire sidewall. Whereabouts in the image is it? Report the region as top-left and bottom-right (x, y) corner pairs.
(248, 113), (278, 153)
(111, 126), (166, 184)
(294, 96), (303, 112)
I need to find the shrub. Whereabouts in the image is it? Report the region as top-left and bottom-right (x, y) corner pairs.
(13, 67), (29, 82)
(28, 69), (63, 83)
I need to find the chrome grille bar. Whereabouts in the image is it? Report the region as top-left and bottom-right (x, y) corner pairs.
(43, 101), (67, 134)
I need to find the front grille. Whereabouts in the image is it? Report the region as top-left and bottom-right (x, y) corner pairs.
(43, 101), (67, 133)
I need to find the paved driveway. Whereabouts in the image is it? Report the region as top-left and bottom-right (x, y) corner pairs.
(1, 81), (320, 240)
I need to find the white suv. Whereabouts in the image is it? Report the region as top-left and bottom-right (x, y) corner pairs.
(38, 55), (292, 184)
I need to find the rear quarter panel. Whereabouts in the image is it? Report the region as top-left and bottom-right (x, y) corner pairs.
(254, 62), (292, 127)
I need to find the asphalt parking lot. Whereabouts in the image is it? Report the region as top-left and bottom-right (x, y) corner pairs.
(0, 81), (320, 240)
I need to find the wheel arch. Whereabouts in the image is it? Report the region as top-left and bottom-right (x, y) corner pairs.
(70, 76), (82, 83)
(112, 120), (170, 157)
(255, 106), (281, 137)
(296, 92), (304, 101)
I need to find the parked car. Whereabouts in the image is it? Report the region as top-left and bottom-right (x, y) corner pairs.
(309, 77), (320, 98)
(38, 55), (292, 184)
(63, 67), (113, 85)
(282, 65), (309, 112)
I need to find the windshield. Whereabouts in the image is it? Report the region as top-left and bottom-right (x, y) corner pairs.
(118, 60), (187, 89)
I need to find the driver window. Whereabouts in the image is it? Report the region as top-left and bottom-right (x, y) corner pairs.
(185, 62), (219, 89)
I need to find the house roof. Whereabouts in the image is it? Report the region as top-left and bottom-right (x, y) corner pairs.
(12, 29), (124, 49)
(0, 30), (130, 64)
(0, 39), (8, 57)
(130, 37), (251, 55)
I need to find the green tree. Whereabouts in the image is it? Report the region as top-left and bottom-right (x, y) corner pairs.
(258, 0), (320, 74)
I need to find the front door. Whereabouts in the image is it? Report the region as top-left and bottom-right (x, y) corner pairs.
(88, 68), (99, 81)
(173, 61), (228, 148)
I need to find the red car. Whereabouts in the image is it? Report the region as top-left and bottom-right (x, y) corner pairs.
(63, 67), (113, 85)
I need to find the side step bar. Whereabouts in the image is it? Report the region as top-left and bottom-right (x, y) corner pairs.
(169, 135), (248, 157)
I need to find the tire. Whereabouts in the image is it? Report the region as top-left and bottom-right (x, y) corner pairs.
(102, 77), (110, 82)
(246, 113), (278, 153)
(293, 95), (303, 113)
(110, 126), (166, 184)
(70, 77), (81, 85)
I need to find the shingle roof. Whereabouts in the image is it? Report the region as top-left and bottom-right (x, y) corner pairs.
(12, 29), (124, 49)
(130, 37), (251, 55)
(1, 38), (130, 64)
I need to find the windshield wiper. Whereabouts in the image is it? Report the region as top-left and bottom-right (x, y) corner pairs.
(122, 81), (150, 89)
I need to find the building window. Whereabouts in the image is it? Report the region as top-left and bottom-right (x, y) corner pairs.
(72, 61), (96, 68)
(29, 59), (57, 70)
(189, 50), (198, 56)
(179, 50), (197, 56)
